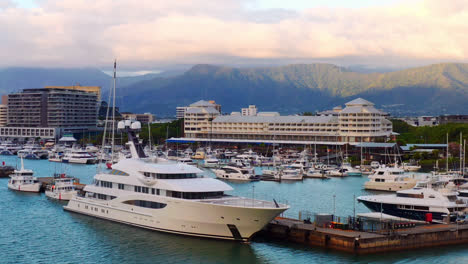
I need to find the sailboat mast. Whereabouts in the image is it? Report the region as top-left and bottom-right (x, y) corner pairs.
(446, 133), (449, 173)
(111, 60), (117, 162)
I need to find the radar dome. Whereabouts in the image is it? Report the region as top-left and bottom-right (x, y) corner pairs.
(131, 121), (141, 130)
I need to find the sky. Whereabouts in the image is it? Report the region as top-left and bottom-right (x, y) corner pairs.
(1, 0), (467, 71)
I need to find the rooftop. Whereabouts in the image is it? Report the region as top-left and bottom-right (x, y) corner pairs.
(213, 115), (337, 124)
(189, 100), (217, 107)
(345, 98), (374, 106)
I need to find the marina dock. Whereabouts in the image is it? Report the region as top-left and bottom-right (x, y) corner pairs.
(259, 217), (468, 254)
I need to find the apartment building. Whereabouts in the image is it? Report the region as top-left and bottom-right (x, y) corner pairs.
(7, 88), (98, 128)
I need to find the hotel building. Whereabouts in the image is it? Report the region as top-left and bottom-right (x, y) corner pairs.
(182, 98), (392, 144)
(3, 87), (99, 140)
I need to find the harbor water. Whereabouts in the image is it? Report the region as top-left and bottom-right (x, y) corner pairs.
(1, 156), (467, 263)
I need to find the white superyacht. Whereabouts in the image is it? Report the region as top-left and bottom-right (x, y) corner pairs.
(64, 120), (288, 241)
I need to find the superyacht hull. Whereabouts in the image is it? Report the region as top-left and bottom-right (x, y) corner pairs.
(64, 195), (287, 241)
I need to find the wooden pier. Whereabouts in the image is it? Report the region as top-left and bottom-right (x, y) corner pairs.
(258, 217), (468, 254)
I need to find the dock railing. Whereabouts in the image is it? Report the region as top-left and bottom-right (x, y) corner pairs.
(295, 210), (434, 234)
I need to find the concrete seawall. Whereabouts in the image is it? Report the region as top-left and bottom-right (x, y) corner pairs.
(259, 218), (468, 254)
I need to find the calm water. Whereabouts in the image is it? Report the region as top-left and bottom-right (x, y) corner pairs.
(1, 156), (467, 264)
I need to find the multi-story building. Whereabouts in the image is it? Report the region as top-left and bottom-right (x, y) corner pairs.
(438, 115), (468, 125)
(241, 105), (257, 116)
(337, 98), (392, 142)
(121, 112), (155, 123)
(7, 88), (98, 129)
(182, 98), (392, 143)
(45, 85), (101, 101)
(0, 104), (7, 127)
(176, 107), (188, 119)
(177, 100), (221, 120)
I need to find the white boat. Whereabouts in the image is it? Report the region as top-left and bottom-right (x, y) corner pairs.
(17, 149), (40, 160)
(202, 157), (220, 168)
(63, 150), (97, 164)
(213, 166), (257, 181)
(0, 142), (22, 155)
(341, 162), (362, 176)
(305, 168), (329, 179)
(358, 187), (467, 222)
(326, 168), (348, 177)
(45, 175), (77, 201)
(401, 162), (421, 172)
(276, 168), (303, 181)
(177, 156), (197, 166)
(7, 158), (41, 192)
(64, 118), (288, 242)
(364, 166), (418, 192)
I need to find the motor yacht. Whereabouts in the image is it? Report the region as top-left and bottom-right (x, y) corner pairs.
(305, 168), (329, 179)
(64, 120), (288, 241)
(0, 142), (22, 155)
(275, 168), (303, 181)
(202, 156), (220, 168)
(177, 156), (197, 166)
(213, 166), (257, 181)
(7, 159), (41, 192)
(358, 187), (467, 222)
(341, 162), (362, 176)
(364, 166), (418, 192)
(17, 149), (40, 160)
(62, 150), (97, 164)
(401, 161), (421, 172)
(45, 175), (77, 201)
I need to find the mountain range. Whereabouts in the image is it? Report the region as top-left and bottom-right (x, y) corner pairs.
(1, 63), (467, 116)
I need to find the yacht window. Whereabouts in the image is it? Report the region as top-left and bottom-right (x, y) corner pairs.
(413, 206), (429, 211)
(458, 192), (468, 198)
(118, 184), (125, 190)
(223, 168), (238, 174)
(100, 181), (113, 188)
(123, 200), (167, 209)
(377, 171), (385, 175)
(447, 195), (457, 202)
(181, 192), (224, 199)
(97, 194), (107, 200)
(397, 193), (424, 199)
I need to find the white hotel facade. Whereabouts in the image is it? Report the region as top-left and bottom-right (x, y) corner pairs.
(182, 98), (393, 144)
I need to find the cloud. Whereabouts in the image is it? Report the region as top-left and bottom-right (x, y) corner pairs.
(0, 0), (467, 68)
